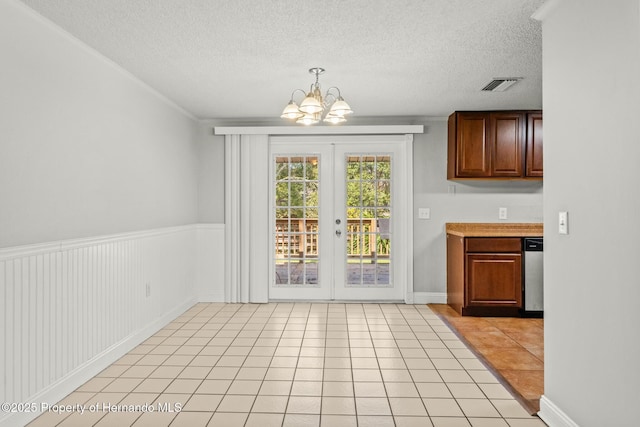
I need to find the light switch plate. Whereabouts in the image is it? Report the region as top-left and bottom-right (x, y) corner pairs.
(418, 208), (431, 220)
(559, 211), (568, 234)
(499, 207), (508, 220)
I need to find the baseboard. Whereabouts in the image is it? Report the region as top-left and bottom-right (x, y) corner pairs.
(0, 297), (197, 427)
(413, 292), (447, 304)
(538, 395), (580, 427)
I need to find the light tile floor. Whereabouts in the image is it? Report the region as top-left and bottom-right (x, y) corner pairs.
(29, 303), (547, 427)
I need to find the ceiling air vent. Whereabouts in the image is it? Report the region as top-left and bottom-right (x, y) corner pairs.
(481, 78), (522, 92)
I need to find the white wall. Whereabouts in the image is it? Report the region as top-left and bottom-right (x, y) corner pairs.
(0, 2), (216, 425)
(539, 1), (640, 426)
(412, 120), (543, 299)
(197, 123), (225, 223)
(0, 0), (199, 248)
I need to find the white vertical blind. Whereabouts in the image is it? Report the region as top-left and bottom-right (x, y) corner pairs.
(224, 134), (270, 303)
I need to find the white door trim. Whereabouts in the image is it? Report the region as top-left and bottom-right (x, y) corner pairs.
(224, 130), (417, 303)
(215, 125), (423, 135)
(405, 134), (415, 303)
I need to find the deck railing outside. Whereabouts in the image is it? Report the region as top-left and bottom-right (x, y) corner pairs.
(275, 218), (390, 258)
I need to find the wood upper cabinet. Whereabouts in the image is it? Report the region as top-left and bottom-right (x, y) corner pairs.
(450, 112), (491, 177)
(448, 110), (542, 180)
(526, 112), (543, 177)
(490, 112), (524, 177)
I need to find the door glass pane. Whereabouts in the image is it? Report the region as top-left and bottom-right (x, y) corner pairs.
(274, 156), (319, 286)
(345, 155), (392, 286)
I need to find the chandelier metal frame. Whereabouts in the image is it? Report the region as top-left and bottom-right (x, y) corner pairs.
(280, 67), (353, 125)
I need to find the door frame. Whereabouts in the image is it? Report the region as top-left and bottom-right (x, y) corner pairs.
(218, 126), (421, 304)
(268, 134), (414, 302)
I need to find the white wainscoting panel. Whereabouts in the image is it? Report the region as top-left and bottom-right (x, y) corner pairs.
(195, 224), (225, 302)
(0, 225), (200, 427)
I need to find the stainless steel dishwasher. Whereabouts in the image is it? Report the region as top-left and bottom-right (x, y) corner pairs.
(523, 237), (543, 317)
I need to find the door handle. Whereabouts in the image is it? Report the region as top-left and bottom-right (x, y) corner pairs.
(336, 230), (342, 237)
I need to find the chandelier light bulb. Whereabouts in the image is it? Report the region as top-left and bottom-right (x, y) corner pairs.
(323, 114), (346, 124)
(280, 100), (303, 119)
(280, 68), (353, 125)
(299, 93), (323, 114)
(328, 98), (353, 117)
(296, 113), (320, 125)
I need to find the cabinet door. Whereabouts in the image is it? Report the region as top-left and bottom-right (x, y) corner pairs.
(490, 112), (524, 177)
(466, 254), (522, 308)
(526, 113), (543, 177)
(455, 113), (491, 177)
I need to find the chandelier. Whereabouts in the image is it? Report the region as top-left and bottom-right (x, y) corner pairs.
(280, 67), (353, 125)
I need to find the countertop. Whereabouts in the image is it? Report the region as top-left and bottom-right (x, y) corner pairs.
(446, 222), (543, 237)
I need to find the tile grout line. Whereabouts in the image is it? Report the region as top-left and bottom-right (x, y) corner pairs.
(368, 303), (396, 424)
(396, 304), (434, 422)
(78, 303), (225, 427)
(416, 305), (476, 424)
(163, 303), (228, 427)
(428, 306), (542, 416)
(116, 303), (221, 427)
(317, 303), (328, 427)
(32, 303), (548, 427)
(237, 302), (286, 426)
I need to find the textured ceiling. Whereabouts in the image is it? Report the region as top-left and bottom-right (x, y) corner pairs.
(19, 0), (545, 122)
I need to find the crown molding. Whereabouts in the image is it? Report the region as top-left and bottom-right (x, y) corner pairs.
(532, 0), (561, 21)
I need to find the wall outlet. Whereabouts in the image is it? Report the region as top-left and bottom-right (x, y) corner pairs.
(499, 207), (508, 220)
(145, 283), (151, 297)
(559, 211), (568, 234)
(418, 208), (431, 220)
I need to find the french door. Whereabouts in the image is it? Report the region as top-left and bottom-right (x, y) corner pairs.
(269, 136), (409, 301)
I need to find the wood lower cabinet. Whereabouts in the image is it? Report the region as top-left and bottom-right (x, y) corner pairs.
(447, 235), (523, 316)
(466, 254), (522, 309)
